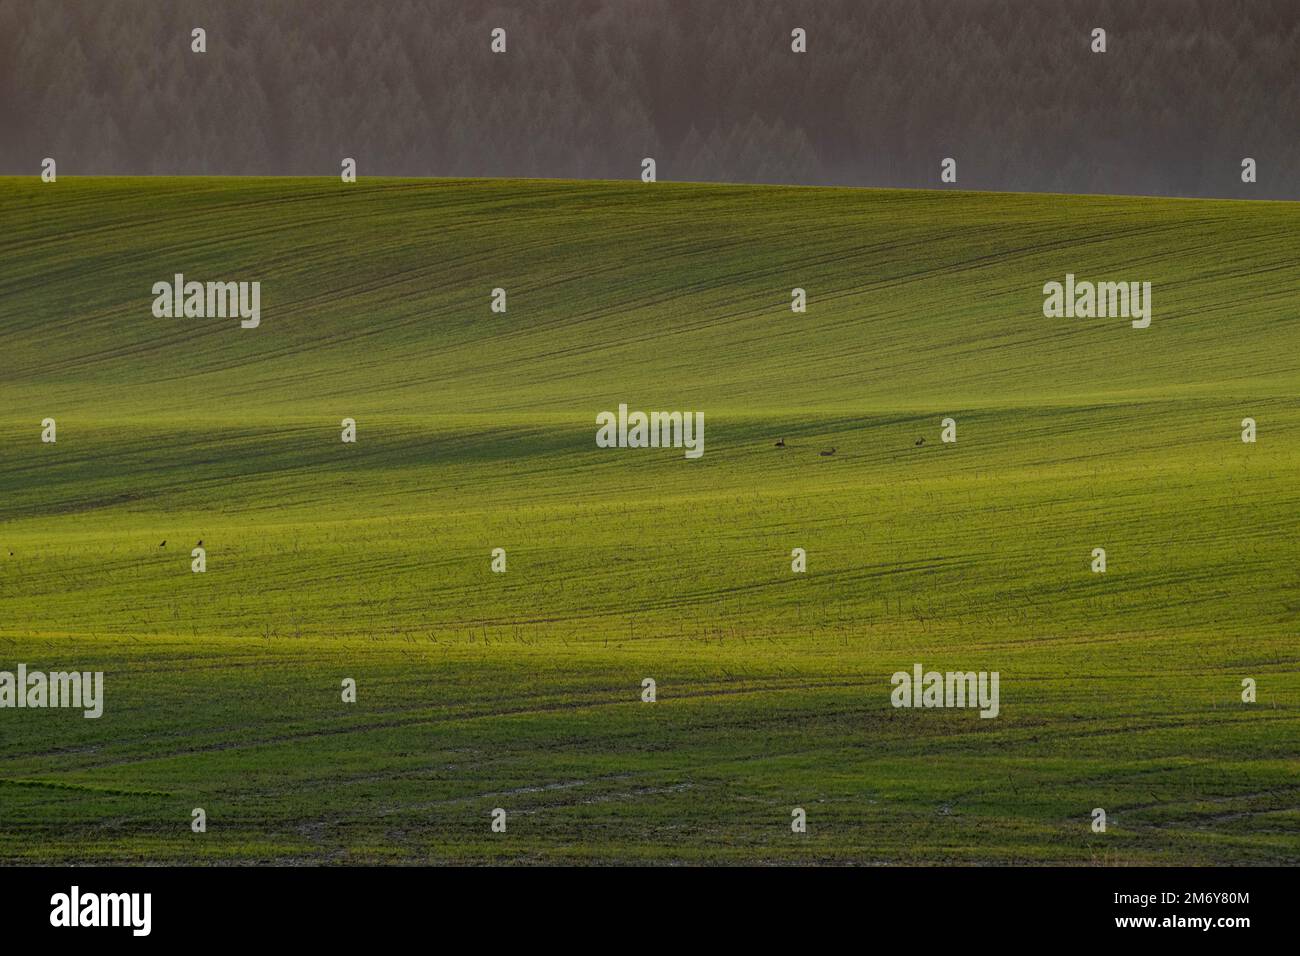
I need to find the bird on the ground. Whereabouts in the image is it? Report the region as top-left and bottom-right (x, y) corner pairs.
(774, 439), (785, 448)
(159, 540), (166, 548)
(819, 447), (836, 457)
(197, 539), (203, 547)
(915, 437), (926, 446)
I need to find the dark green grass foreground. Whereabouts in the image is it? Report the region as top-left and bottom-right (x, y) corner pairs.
(0, 177), (1296, 864)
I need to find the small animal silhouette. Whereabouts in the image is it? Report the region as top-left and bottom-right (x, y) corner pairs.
(196, 539), (203, 547)
(774, 439), (785, 448)
(159, 540), (166, 548)
(819, 447), (836, 457)
(915, 437), (925, 446)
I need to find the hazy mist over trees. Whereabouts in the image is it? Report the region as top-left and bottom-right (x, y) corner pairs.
(1, 0), (1297, 198)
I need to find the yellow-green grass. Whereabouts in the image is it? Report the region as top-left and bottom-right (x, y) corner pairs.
(0, 177), (1296, 863)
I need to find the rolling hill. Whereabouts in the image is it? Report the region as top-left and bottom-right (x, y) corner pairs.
(0, 176), (1296, 863)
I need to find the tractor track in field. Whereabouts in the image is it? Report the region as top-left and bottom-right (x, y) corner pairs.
(2, 676), (880, 771)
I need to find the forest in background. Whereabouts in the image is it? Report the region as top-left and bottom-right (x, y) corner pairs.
(1, 0), (1297, 198)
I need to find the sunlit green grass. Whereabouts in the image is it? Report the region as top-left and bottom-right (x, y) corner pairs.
(0, 177), (1296, 863)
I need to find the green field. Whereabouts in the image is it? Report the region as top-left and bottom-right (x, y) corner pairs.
(0, 177), (1296, 864)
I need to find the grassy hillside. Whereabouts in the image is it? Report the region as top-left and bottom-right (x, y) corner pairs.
(0, 177), (1296, 864)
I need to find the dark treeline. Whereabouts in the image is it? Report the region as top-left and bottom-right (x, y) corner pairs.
(1, 0), (1297, 198)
